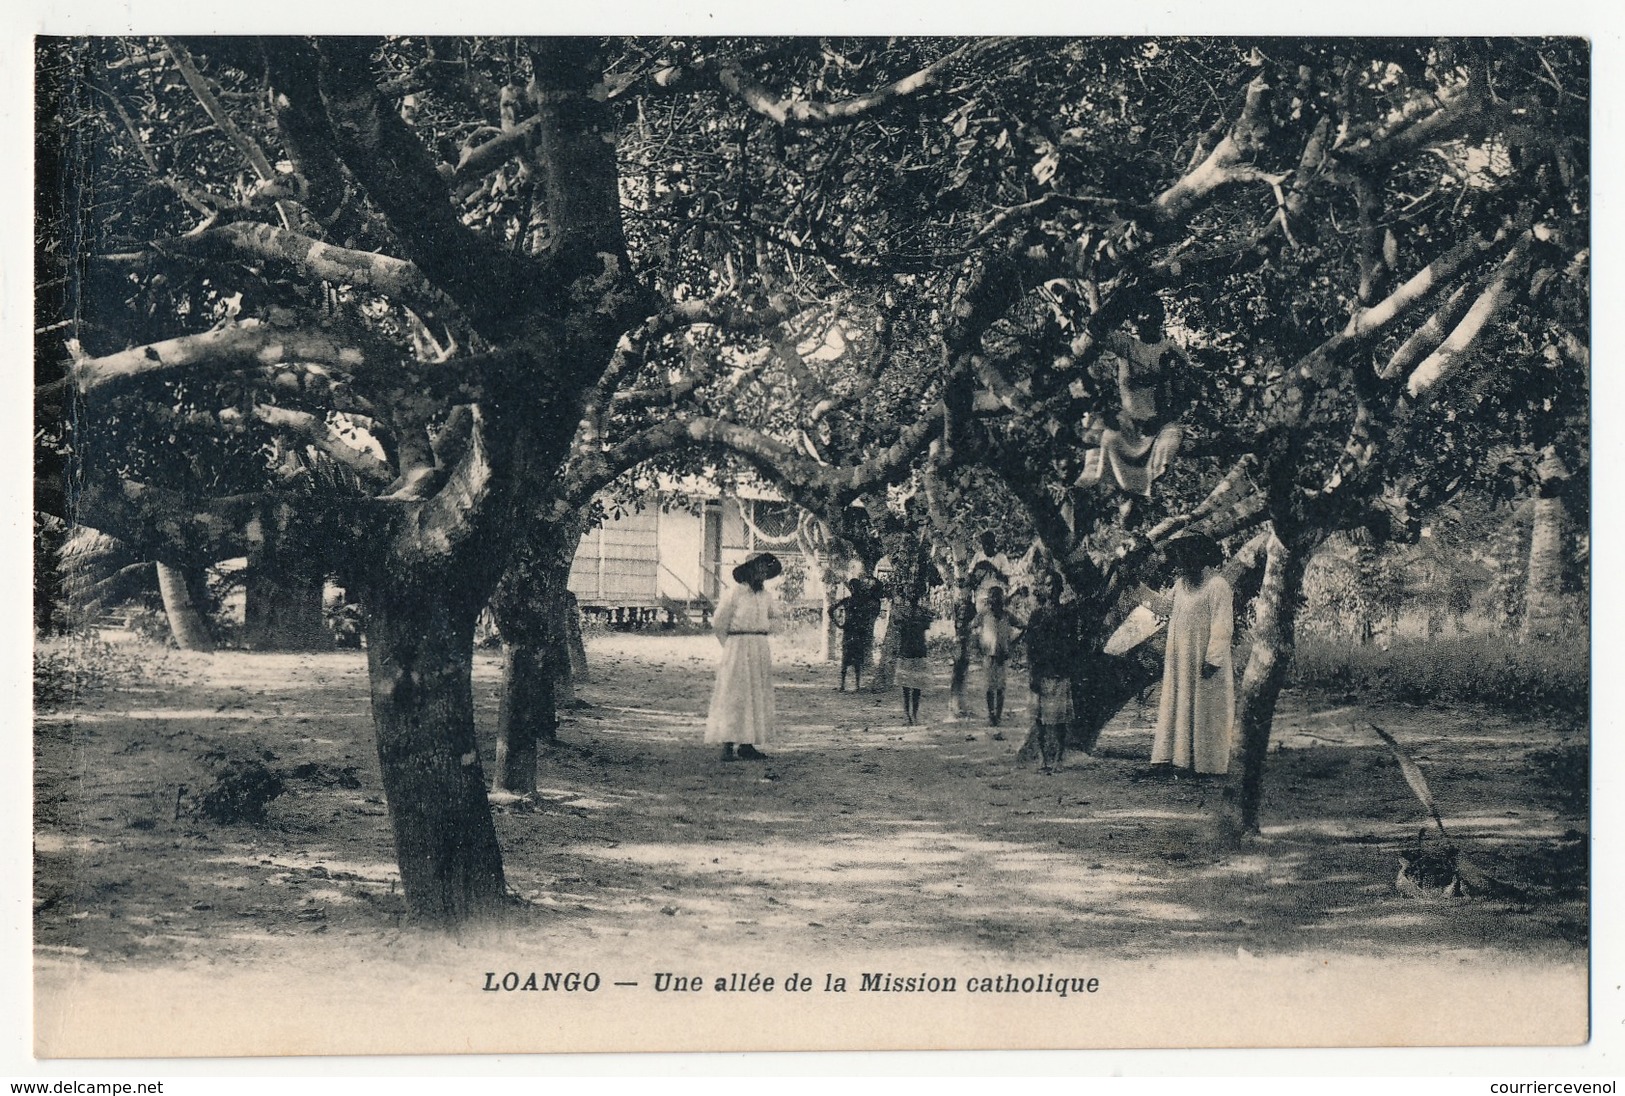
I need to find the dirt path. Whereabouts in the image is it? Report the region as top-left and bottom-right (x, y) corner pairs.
(32, 632), (1589, 1054)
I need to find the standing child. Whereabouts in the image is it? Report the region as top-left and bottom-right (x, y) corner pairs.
(948, 572), (977, 719)
(968, 530), (1011, 612)
(1139, 532), (1235, 777)
(971, 586), (1017, 727)
(1022, 572), (1077, 773)
(705, 553), (783, 762)
(891, 588), (934, 726)
(831, 566), (885, 692)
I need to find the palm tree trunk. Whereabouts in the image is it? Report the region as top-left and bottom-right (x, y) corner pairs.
(156, 562), (215, 651)
(1521, 447), (1569, 643)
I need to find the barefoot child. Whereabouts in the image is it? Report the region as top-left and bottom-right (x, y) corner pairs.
(831, 567), (884, 692)
(1022, 572), (1077, 773)
(972, 586), (1017, 726)
(891, 590), (934, 726)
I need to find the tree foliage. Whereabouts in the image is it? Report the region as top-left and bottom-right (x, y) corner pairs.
(36, 35), (1588, 917)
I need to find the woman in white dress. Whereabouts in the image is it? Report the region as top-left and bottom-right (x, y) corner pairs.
(706, 552), (782, 761)
(1140, 532), (1235, 776)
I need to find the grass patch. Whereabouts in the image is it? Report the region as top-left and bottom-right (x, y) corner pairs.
(1290, 633), (1589, 715)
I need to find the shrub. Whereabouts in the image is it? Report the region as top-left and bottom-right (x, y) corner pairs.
(1290, 632), (1589, 715)
(191, 754), (286, 825)
(33, 633), (152, 710)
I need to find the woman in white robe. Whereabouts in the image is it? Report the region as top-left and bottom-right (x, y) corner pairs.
(1143, 533), (1235, 775)
(705, 553), (782, 761)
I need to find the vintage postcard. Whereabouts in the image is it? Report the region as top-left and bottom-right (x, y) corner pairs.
(20, 21), (1604, 1070)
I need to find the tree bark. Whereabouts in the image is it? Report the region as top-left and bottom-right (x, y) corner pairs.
(949, 583), (975, 717)
(364, 584), (508, 923)
(872, 608), (900, 692)
(156, 561), (216, 651)
(564, 591), (590, 687)
(492, 642), (554, 798)
(244, 506), (329, 650)
(1226, 531), (1312, 837)
(1521, 447), (1569, 643)
(487, 517), (583, 797)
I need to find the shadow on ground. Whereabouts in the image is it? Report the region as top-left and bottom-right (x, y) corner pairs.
(33, 636), (1588, 968)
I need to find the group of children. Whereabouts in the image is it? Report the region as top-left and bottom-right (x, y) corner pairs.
(830, 529), (1237, 779)
(709, 529), (1237, 780)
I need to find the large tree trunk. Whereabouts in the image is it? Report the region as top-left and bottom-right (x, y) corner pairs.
(1520, 447), (1569, 643)
(871, 607), (899, 691)
(487, 517), (583, 797)
(949, 584), (975, 717)
(364, 584), (508, 923)
(820, 555), (847, 663)
(492, 642), (556, 798)
(488, 589), (569, 798)
(156, 561), (216, 651)
(244, 506), (328, 650)
(1226, 531), (1311, 837)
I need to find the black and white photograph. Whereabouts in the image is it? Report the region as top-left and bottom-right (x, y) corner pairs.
(17, 21), (1608, 1072)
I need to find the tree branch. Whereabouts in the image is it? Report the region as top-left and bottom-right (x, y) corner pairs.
(1378, 282), (1475, 382)
(224, 404), (395, 485)
(1341, 72), (1491, 168)
(64, 318), (372, 395)
(62, 477), (266, 566)
(703, 38), (1013, 129)
(442, 116), (542, 188)
(101, 223), (450, 317)
(1142, 455), (1263, 547)
(260, 39), (384, 248)
(567, 402), (944, 514)
(389, 407), (500, 570)
(164, 38), (297, 230)
(312, 37), (546, 338)
(63, 320), (392, 400)
(1405, 234), (1536, 403)
(968, 193), (1146, 247)
(1271, 227), (1510, 424)
(1151, 75), (1275, 225)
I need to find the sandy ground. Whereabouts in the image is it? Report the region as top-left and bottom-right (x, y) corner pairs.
(32, 630), (1589, 1056)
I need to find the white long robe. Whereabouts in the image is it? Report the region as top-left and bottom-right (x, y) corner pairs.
(704, 584), (778, 745)
(1150, 573), (1235, 774)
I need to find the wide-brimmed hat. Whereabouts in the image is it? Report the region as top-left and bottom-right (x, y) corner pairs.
(733, 552), (783, 584)
(1161, 531), (1223, 569)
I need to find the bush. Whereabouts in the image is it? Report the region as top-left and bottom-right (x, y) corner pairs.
(33, 633), (152, 709)
(1290, 633), (1589, 714)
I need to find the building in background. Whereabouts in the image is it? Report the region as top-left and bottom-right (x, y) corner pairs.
(567, 481), (829, 623)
